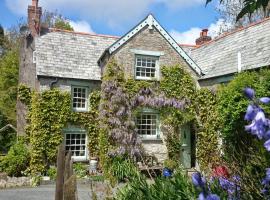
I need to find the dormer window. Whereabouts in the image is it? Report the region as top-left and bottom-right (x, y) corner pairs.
(72, 86), (88, 112)
(135, 55), (159, 80)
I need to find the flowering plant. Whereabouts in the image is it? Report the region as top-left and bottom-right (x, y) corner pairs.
(243, 87), (270, 198)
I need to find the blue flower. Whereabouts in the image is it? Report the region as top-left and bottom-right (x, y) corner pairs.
(206, 194), (220, 200)
(192, 172), (206, 188)
(260, 97), (270, 104)
(163, 168), (172, 177)
(244, 105), (257, 121)
(244, 88), (255, 100)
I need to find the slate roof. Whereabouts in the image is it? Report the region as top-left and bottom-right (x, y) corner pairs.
(191, 18), (270, 79)
(35, 29), (119, 80)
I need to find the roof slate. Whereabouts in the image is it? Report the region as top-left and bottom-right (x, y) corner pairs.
(35, 31), (118, 80)
(191, 18), (270, 79)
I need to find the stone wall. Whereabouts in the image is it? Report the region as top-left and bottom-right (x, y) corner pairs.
(111, 26), (199, 82)
(103, 26), (202, 163)
(0, 173), (31, 189)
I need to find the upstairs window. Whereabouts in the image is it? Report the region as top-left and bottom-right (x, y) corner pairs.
(135, 55), (159, 80)
(72, 86), (88, 112)
(136, 111), (160, 140)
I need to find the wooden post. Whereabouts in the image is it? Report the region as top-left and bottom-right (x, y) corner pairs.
(64, 151), (72, 182)
(55, 143), (65, 200)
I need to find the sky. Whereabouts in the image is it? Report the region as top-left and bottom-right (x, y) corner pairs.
(0, 0), (224, 45)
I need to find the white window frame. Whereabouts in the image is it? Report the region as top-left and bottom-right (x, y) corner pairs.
(136, 109), (160, 140)
(135, 55), (160, 80)
(64, 128), (88, 162)
(71, 86), (89, 112)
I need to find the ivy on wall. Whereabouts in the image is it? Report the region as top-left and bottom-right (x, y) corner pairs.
(98, 60), (197, 175)
(195, 88), (221, 172)
(18, 85), (100, 174)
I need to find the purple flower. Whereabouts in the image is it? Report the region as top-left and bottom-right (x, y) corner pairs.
(260, 97), (270, 104)
(244, 105), (256, 121)
(264, 140), (270, 151)
(244, 88), (255, 99)
(192, 172), (206, 188)
(245, 110), (267, 139)
(206, 194), (220, 200)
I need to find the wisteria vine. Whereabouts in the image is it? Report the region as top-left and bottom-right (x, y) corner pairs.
(99, 61), (189, 160)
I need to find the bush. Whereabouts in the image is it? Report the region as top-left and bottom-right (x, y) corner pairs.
(217, 70), (270, 198)
(116, 169), (196, 200)
(47, 166), (57, 180)
(109, 156), (140, 183)
(73, 162), (88, 178)
(0, 141), (30, 176)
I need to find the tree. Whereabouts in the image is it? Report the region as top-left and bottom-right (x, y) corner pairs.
(207, 0), (270, 22)
(217, 0), (265, 28)
(0, 24), (4, 46)
(41, 10), (74, 31)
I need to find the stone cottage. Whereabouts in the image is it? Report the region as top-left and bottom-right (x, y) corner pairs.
(18, 0), (270, 168)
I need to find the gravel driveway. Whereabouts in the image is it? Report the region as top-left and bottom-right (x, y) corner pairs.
(0, 184), (93, 200)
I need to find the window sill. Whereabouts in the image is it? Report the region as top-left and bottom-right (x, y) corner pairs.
(135, 77), (158, 81)
(140, 137), (162, 143)
(72, 108), (88, 113)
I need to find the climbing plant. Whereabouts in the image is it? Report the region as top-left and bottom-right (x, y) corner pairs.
(195, 88), (221, 172)
(18, 85), (100, 175)
(98, 60), (196, 177)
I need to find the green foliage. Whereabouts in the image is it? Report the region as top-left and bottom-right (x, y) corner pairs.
(99, 61), (198, 175)
(0, 24), (4, 46)
(18, 86), (100, 175)
(217, 69), (270, 198)
(0, 112), (16, 153)
(159, 65), (196, 160)
(163, 159), (178, 170)
(73, 163), (88, 178)
(160, 65), (196, 125)
(109, 156), (141, 183)
(47, 166), (57, 180)
(18, 84), (32, 105)
(116, 169), (196, 200)
(195, 88), (221, 172)
(41, 10), (74, 31)
(28, 89), (70, 174)
(0, 49), (19, 124)
(54, 19), (74, 31)
(0, 141), (30, 176)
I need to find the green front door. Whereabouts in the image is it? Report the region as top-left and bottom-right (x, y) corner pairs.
(180, 124), (191, 168)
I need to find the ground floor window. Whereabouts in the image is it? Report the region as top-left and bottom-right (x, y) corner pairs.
(64, 128), (87, 161)
(136, 110), (160, 139)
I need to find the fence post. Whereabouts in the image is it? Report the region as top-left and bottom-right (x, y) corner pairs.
(55, 143), (65, 200)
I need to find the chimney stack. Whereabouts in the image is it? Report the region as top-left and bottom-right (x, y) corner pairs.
(28, 0), (42, 37)
(196, 29), (211, 45)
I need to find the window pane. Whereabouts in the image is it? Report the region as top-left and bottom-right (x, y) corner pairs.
(135, 56), (158, 79)
(72, 87), (88, 110)
(136, 113), (158, 137)
(65, 132), (86, 158)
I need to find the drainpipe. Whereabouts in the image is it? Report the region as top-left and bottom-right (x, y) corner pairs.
(49, 77), (59, 89)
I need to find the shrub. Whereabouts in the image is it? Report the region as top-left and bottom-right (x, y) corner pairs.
(109, 156), (140, 182)
(73, 162), (88, 178)
(116, 169), (196, 200)
(0, 141), (30, 176)
(47, 166), (57, 180)
(217, 70), (270, 198)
